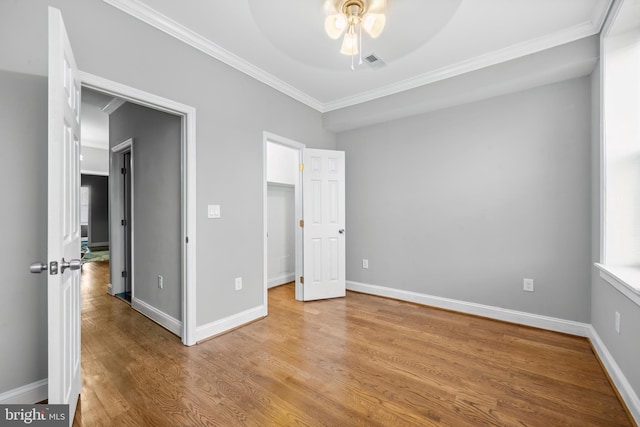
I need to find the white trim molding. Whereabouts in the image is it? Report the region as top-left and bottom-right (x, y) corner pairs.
(324, 21), (604, 112)
(196, 305), (267, 343)
(595, 263), (640, 307)
(80, 71), (197, 347)
(0, 379), (48, 404)
(589, 326), (640, 422)
(102, 0), (611, 113)
(102, 97), (126, 115)
(346, 281), (591, 336)
(262, 132), (305, 303)
(347, 280), (639, 424)
(267, 273), (295, 289)
(80, 139), (109, 150)
(132, 297), (182, 337)
(80, 169), (109, 176)
(101, 0), (322, 112)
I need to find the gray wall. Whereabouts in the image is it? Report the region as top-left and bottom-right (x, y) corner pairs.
(6, 0), (632, 410)
(0, 70), (48, 394)
(80, 146), (108, 175)
(590, 66), (640, 398)
(80, 174), (109, 246)
(110, 103), (182, 321)
(336, 77), (592, 322)
(0, 0), (334, 325)
(267, 184), (295, 287)
(0, 0), (334, 398)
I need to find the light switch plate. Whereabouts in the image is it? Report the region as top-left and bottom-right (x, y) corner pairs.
(208, 204), (221, 219)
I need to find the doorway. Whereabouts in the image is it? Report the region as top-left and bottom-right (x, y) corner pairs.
(110, 140), (133, 303)
(123, 150), (132, 301)
(263, 132), (304, 303)
(80, 72), (197, 346)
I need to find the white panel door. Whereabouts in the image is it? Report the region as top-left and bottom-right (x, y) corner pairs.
(302, 149), (346, 301)
(48, 7), (82, 424)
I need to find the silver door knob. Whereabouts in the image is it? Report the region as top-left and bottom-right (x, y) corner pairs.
(339, 229), (345, 234)
(30, 262), (48, 274)
(60, 258), (82, 273)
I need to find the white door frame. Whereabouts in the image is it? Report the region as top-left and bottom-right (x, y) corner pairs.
(263, 132), (304, 304)
(109, 138), (134, 300)
(80, 72), (197, 346)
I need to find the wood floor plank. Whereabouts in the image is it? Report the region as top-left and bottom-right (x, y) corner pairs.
(73, 262), (634, 426)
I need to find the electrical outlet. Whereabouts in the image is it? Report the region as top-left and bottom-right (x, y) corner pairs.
(235, 277), (242, 291)
(523, 278), (534, 292)
(362, 259), (369, 269)
(615, 311), (621, 334)
(158, 275), (163, 289)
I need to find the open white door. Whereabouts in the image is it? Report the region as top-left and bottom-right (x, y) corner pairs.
(48, 7), (82, 423)
(302, 149), (346, 301)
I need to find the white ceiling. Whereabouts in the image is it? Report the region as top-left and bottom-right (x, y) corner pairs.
(103, 0), (612, 112)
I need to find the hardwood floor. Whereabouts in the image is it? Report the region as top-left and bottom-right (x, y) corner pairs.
(74, 262), (634, 426)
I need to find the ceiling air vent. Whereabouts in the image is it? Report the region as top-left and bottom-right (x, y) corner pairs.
(364, 53), (386, 69)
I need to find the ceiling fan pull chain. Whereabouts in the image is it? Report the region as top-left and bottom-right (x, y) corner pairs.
(351, 28), (356, 71)
(359, 21), (363, 65)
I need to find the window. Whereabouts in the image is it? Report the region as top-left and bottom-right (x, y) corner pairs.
(597, 0), (640, 307)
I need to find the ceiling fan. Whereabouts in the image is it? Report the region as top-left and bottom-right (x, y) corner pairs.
(324, 0), (387, 69)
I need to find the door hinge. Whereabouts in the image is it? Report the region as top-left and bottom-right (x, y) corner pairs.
(121, 219), (127, 226)
(300, 163), (304, 172)
(300, 276), (304, 284)
(299, 219), (304, 228)
(121, 167), (127, 175)
(186, 236), (189, 244)
(121, 270), (128, 278)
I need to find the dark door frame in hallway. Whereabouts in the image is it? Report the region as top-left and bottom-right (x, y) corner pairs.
(110, 139), (134, 303)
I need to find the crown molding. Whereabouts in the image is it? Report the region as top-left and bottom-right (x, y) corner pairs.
(81, 138), (109, 150)
(323, 20), (603, 111)
(103, 0), (611, 114)
(102, 97), (126, 115)
(592, 0), (616, 32)
(102, 0), (323, 111)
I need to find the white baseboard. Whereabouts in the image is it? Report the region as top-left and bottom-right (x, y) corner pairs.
(132, 297), (182, 337)
(196, 304), (267, 343)
(347, 281), (591, 336)
(347, 280), (639, 424)
(268, 273), (295, 289)
(0, 379), (47, 404)
(107, 283), (114, 295)
(89, 241), (109, 247)
(588, 327), (640, 423)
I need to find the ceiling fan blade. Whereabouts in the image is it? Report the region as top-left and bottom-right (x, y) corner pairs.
(362, 13), (385, 38)
(323, 0), (341, 15)
(367, 0), (386, 14)
(325, 14), (347, 39)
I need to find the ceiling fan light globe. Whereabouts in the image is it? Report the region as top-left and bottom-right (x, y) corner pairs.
(325, 14), (347, 39)
(340, 31), (359, 55)
(362, 13), (385, 38)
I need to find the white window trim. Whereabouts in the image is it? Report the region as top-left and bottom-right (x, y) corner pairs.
(597, 0), (640, 309)
(595, 263), (640, 307)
